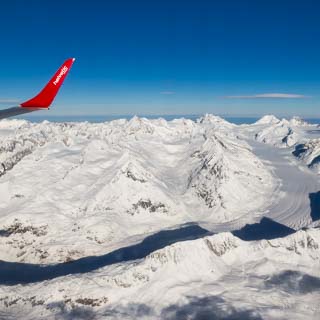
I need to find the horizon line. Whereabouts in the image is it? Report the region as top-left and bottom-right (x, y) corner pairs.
(14, 113), (320, 119)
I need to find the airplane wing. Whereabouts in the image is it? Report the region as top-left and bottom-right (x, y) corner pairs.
(0, 58), (75, 120)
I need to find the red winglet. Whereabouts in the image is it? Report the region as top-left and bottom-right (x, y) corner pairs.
(21, 58), (75, 109)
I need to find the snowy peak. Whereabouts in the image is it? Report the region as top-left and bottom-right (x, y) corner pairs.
(120, 161), (150, 183)
(254, 120), (299, 147)
(255, 115), (280, 125)
(197, 114), (234, 129)
(268, 228), (320, 255)
(252, 116), (313, 149)
(187, 129), (274, 216)
(125, 116), (155, 136)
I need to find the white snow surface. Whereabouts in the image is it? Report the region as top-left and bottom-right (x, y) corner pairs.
(253, 119), (300, 148)
(254, 114), (280, 125)
(0, 115), (319, 319)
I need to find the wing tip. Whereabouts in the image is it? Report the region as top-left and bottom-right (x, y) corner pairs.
(20, 58), (75, 109)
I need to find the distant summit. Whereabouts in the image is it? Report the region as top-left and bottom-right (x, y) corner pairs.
(255, 115), (280, 125)
(289, 116), (309, 126)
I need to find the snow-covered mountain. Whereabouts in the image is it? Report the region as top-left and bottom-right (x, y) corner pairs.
(248, 116), (317, 149)
(0, 227), (319, 319)
(0, 115), (319, 319)
(250, 116), (320, 176)
(255, 116), (307, 148)
(255, 120), (299, 147)
(293, 138), (320, 174)
(254, 114), (280, 125)
(0, 116), (275, 264)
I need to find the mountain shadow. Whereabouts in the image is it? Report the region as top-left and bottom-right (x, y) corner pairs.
(292, 144), (307, 157)
(0, 224), (211, 286)
(0, 230), (8, 237)
(101, 296), (263, 320)
(232, 217), (295, 241)
(307, 129), (320, 135)
(309, 191), (320, 221)
(308, 155), (320, 168)
(160, 295), (263, 320)
(265, 270), (320, 294)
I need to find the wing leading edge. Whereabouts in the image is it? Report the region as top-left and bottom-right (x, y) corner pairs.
(0, 58), (75, 120)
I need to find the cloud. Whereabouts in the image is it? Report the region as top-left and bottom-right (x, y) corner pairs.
(0, 98), (20, 104)
(160, 91), (175, 95)
(225, 93), (308, 99)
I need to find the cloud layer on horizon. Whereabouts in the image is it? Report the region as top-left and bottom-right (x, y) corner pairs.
(0, 99), (20, 104)
(225, 93), (308, 99)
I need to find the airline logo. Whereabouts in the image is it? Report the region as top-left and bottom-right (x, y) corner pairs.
(53, 66), (69, 86)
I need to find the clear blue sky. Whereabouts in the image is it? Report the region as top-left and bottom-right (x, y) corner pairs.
(0, 0), (320, 117)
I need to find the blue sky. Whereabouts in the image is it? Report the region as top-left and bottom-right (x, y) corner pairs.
(0, 0), (320, 117)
